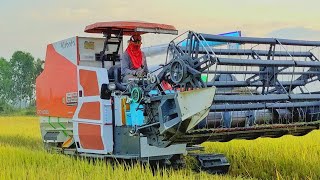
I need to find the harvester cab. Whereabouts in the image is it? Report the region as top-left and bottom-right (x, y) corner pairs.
(83, 21), (178, 92)
(36, 21), (320, 174)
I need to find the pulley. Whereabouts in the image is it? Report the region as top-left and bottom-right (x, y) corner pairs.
(170, 59), (187, 84)
(147, 73), (158, 84)
(131, 87), (143, 103)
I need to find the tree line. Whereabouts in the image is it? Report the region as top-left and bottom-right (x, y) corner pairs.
(0, 51), (43, 111)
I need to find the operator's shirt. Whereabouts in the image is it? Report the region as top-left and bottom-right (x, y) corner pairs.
(120, 51), (149, 77)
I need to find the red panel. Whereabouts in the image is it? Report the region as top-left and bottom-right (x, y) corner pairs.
(84, 21), (177, 35)
(78, 102), (101, 120)
(78, 123), (104, 150)
(36, 44), (78, 118)
(79, 70), (99, 96)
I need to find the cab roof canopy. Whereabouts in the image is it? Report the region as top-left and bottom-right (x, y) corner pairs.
(84, 21), (178, 36)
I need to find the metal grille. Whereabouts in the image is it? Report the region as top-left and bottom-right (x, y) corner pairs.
(163, 31), (320, 143)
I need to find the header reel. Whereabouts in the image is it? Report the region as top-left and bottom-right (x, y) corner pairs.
(135, 30), (320, 148)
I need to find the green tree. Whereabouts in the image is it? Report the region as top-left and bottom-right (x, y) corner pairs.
(0, 57), (13, 102)
(0, 52), (44, 110)
(10, 51), (35, 107)
(31, 58), (44, 106)
(34, 58), (44, 80)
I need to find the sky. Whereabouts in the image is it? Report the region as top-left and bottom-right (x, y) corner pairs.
(1, 0), (320, 60)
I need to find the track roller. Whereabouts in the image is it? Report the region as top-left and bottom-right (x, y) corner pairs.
(191, 153), (230, 174)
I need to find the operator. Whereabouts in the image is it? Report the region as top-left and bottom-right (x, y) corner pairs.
(121, 34), (148, 82)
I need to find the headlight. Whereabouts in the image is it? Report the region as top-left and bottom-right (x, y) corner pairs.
(108, 83), (116, 91)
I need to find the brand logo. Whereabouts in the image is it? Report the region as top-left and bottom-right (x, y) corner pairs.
(60, 39), (76, 49)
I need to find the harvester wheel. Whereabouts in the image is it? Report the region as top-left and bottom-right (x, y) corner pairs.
(170, 155), (186, 170)
(190, 153), (230, 174)
(43, 142), (54, 152)
(43, 142), (62, 154)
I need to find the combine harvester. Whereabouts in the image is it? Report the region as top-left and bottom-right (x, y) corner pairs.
(36, 21), (320, 173)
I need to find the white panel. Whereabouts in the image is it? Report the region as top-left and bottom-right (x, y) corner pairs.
(52, 37), (77, 65)
(78, 37), (123, 60)
(79, 61), (116, 69)
(78, 37), (104, 61)
(72, 121), (80, 145)
(103, 100), (113, 124)
(114, 95), (123, 126)
(140, 137), (187, 158)
(78, 37), (123, 69)
(73, 66), (113, 154)
(102, 125), (113, 152)
(176, 87), (216, 131)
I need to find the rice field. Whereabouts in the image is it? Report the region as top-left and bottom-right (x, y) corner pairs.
(0, 116), (319, 180)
